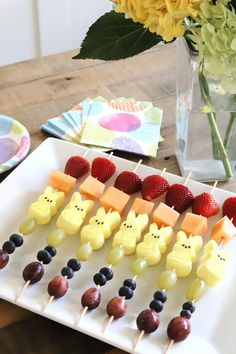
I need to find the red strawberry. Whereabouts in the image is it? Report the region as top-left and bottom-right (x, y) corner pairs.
(141, 175), (169, 201)
(223, 197), (236, 226)
(165, 184), (194, 213)
(91, 157), (116, 183)
(64, 156), (90, 179)
(192, 192), (219, 218)
(114, 171), (142, 195)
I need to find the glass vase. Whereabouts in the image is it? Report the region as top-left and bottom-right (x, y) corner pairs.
(175, 39), (236, 182)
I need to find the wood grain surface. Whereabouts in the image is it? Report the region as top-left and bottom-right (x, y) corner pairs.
(0, 44), (235, 354)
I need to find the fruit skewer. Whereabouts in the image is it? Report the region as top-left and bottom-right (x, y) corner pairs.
(165, 212), (236, 353)
(15, 154), (116, 300)
(77, 169), (169, 324)
(43, 160), (143, 311)
(0, 151), (91, 271)
(103, 174), (194, 333)
(134, 183), (220, 348)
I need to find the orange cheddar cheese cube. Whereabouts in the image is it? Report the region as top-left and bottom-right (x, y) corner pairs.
(79, 176), (105, 200)
(99, 186), (130, 214)
(211, 216), (236, 244)
(131, 198), (154, 215)
(50, 170), (76, 194)
(152, 202), (180, 227)
(181, 212), (207, 236)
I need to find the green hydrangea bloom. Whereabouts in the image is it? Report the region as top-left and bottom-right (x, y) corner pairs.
(194, 0), (236, 93)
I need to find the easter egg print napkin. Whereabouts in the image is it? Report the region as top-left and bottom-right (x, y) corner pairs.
(41, 97), (163, 157)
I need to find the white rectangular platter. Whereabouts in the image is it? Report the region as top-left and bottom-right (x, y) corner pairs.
(0, 137), (235, 354)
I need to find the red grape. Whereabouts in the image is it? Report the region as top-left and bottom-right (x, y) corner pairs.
(136, 309), (160, 333)
(22, 261), (44, 284)
(81, 288), (101, 309)
(167, 316), (191, 342)
(48, 275), (69, 298)
(0, 250), (9, 269)
(106, 296), (128, 319)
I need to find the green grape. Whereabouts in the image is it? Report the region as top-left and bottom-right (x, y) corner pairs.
(47, 228), (66, 247)
(107, 247), (124, 266)
(186, 278), (206, 302)
(76, 243), (92, 261)
(158, 270), (177, 290)
(19, 218), (37, 235)
(131, 258), (148, 275)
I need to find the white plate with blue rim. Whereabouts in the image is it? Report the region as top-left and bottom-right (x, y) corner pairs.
(0, 115), (30, 173)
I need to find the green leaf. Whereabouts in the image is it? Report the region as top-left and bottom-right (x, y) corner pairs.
(73, 11), (162, 61)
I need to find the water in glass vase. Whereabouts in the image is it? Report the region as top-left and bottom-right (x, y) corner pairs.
(175, 39), (236, 182)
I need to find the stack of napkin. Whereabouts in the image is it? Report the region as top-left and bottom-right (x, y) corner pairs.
(41, 96), (163, 157)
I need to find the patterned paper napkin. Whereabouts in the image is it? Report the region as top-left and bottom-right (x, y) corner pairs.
(41, 96), (163, 157)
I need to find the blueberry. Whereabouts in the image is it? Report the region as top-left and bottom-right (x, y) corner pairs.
(37, 250), (52, 264)
(9, 234), (23, 247)
(180, 310), (191, 319)
(99, 267), (113, 281)
(2, 241), (15, 254)
(61, 266), (74, 279)
(149, 299), (163, 313)
(123, 278), (136, 290)
(67, 258), (81, 272)
(182, 301), (195, 313)
(154, 290), (167, 303)
(44, 246), (57, 257)
(118, 286), (133, 300)
(93, 273), (107, 286)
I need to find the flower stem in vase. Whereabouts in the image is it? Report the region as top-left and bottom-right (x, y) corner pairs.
(198, 64), (233, 179)
(224, 112), (236, 150)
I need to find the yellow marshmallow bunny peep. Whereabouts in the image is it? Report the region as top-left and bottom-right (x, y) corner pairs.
(136, 223), (174, 266)
(112, 210), (149, 255)
(80, 207), (121, 250)
(57, 192), (94, 235)
(196, 240), (228, 286)
(29, 186), (65, 225)
(166, 231), (203, 277)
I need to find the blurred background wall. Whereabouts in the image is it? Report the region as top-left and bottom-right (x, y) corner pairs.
(0, 0), (111, 66)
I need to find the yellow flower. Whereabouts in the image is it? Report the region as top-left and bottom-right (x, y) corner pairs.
(113, 0), (202, 42)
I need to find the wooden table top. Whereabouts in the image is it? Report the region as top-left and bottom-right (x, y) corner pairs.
(0, 44), (235, 354)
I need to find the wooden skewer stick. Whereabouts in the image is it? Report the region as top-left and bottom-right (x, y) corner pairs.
(16, 151), (90, 303)
(82, 149), (89, 157)
(103, 315), (114, 334)
(134, 176), (192, 350)
(210, 181), (218, 194)
(134, 330), (145, 350)
(76, 306), (88, 326)
(161, 167), (166, 177)
(78, 159), (142, 329)
(164, 339), (174, 354)
(15, 261), (43, 301)
(108, 151), (114, 160)
(43, 295), (54, 312)
(42, 275), (68, 312)
(183, 171), (192, 186)
(15, 280), (31, 301)
(133, 159), (142, 173)
(76, 284), (100, 326)
(104, 167), (167, 338)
